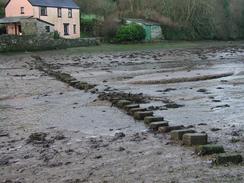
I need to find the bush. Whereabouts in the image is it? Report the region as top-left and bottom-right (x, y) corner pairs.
(53, 31), (60, 39)
(115, 24), (146, 43)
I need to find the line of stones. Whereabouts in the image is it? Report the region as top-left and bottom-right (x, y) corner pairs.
(107, 98), (243, 165)
(31, 56), (96, 91)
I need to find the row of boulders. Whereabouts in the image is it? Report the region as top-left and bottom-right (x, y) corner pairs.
(104, 95), (243, 166)
(31, 55), (96, 91)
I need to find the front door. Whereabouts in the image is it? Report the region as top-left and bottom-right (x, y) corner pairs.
(64, 23), (69, 36)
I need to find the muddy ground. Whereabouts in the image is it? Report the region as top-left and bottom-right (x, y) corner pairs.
(0, 43), (244, 183)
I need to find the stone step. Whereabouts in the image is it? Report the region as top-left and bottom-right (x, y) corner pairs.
(116, 100), (132, 108)
(124, 104), (140, 111)
(149, 121), (169, 131)
(182, 133), (208, 146)
(129, 108), (147, 115)
(134, 111), (153, 120)
(158, 125), (185, 133)
(195, 144), (225, 156)
(170, 129), (196, 141)
(144, 116), (164, 124)
(214, 153), (243, 165)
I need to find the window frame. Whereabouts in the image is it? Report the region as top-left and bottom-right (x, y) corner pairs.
(64, 23), (69, 36)
(45, 26), (50, 33)
(20, 7), (24, 14)
(40, 7), (47, 16)
(73, 24), (76, 34)
(57, 8), (62, 18)
(68, 9), (72, 18)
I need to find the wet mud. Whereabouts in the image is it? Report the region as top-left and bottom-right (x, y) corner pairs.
(0, 44), (244, 182)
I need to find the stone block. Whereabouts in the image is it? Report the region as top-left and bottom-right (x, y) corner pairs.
(116, 100), (132, 108)
(214, 153), (243, 165)
(149, 121), (169, 131)
(195, 144), (225, 156)
(129, 108), (147, 115)
(170, 129), (196, 141)
(124, 104), (140, 111)
(182, 133), (208, 146)
(144, 116), (164, 124)
(158, 125), (185, 133)
(134, 111), (153, 120)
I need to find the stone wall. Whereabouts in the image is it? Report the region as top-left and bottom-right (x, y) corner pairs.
(0, 34), (99, 52)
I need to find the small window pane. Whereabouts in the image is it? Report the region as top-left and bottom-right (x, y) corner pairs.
(73, 25), (76, 34)
(58, 8), (62, 17)
(40, 7), (47, 16)
(68, 9), (72, 18)
(20, 7), (24, 14)
(45, 26), (50, 33)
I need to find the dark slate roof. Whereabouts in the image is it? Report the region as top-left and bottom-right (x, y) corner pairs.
(28, 0), (80, 9)
(0, 16), (31, 24)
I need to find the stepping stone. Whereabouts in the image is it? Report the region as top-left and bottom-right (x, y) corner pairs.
(171, 129), (196, 141)
(183, 133), (208, 146)
(134, 111), (153, 120)
(149, 121), (169, 131)
(116, 100), (132, 108)
(144, 116), (164, 124)
(124, 104), (140, 111)
(195, 144), (225, 156)
(214, 153), (243, 165)
(158, 125), (185, 133)
(129, 108), (147, 115)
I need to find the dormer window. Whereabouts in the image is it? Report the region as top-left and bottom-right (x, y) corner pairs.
(20, 7), (24, 14)
(40, 7), (47, 16)
(68, 9), (72, 18)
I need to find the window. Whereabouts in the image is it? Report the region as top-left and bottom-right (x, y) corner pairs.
(73, 24), (76, 34)
(68, 9), (72, 18)
(40, 7), (47, 16)
(45, 26), (50, 33)
(57, 8), (62, 18)
(64, 23), (69, 35)
(20, 7), (24, 14)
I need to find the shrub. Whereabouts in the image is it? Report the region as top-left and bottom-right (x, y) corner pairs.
(53, 31), (60, 39)
(115, 23), (146, 43)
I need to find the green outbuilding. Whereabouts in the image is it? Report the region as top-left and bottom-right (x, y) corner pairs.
(124, 18), (163, 41)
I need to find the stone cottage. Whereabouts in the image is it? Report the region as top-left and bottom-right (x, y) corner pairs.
(0, 0), (80, 39)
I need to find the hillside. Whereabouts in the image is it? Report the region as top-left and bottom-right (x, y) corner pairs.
(1, 0), (244, 40)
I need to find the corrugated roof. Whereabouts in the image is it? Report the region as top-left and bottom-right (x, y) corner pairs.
(125, 18), (161, 26)
(28, 0), (79, 9)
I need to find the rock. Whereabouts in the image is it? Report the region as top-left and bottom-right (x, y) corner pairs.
(0, 130), (9, 137)
(171, 129), (196, 141)
(129, 108), (147, 115)
(113, 132), (125, 141)
(182, 133), (208, 146)
(211, 128), (221, 132)
(197, 89), (207, 93)
(116, 100), (132, 108)
(149, 121), (169, 131)
(158, 125), (185, 133)
(195, 144), (225, 156)
(27, 132), (47, 144)
(214, 153), (243, 165)
(165, 103), (184, 109)
(144, 116), (164, 124)
(198, 123), (207, 126)
(134, 111), (153, 120)
(124, 104), (140, 111)
(52, 132), (66, 140)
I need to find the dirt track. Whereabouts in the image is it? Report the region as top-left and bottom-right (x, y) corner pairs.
(0, 43), (244, 183)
